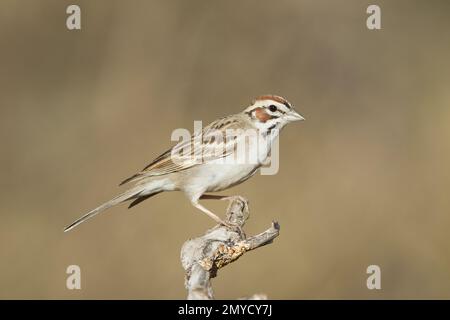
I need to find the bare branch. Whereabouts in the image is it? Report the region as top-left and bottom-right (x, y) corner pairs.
(180, 196), (280, 300)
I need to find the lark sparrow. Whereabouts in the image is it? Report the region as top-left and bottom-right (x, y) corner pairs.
(64, 95), (304, 233)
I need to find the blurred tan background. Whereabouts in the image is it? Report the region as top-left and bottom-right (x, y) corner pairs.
(1, 0), (450, 299)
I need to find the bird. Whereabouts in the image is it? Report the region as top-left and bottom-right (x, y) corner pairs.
(64, 95), (304, 233)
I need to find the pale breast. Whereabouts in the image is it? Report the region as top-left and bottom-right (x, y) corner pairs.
(177, 128), (275, 196)
(203, 163), (259, 192)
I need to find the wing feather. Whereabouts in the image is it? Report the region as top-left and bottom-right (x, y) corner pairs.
(119, 116), (243, 185)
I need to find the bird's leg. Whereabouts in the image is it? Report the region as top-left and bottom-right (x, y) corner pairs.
(192, 201), (227, 224)
(199, 194), (230, 200)
(191, 200), (245, 237)
(199, 194), (248, 237)
(200, 194), (246, 203)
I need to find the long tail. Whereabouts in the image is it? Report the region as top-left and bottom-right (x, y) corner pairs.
(64, 187), (144, 232)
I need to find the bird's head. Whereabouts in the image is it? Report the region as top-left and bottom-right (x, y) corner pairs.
(244, 95), (304, 131)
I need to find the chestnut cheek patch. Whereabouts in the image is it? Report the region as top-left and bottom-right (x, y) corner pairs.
(254, 107), (273, 123)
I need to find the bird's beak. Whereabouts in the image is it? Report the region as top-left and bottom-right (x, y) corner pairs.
(285, 109), (305, 122)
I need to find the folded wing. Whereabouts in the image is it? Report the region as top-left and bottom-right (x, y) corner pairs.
(119, 116), (243, 185)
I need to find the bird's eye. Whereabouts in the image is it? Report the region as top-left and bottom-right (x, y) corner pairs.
(268, 105), (277, 112)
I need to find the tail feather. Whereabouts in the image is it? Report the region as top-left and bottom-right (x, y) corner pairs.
(64, 188), (143, 232)
(128, 191), (162, 209)
(119, 173), (140, 186)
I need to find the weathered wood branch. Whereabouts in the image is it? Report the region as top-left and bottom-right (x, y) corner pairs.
(180, 196), (280, 300)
